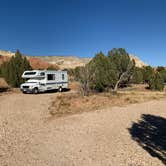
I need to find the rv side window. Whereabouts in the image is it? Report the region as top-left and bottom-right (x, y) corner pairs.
(47, 74), (55, 80)
(62, 74), (65, 80)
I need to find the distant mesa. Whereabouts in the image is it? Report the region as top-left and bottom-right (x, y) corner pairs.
(0, 50), (147, 69)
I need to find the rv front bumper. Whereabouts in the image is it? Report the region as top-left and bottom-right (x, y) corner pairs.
(20, 88), (33, 93)
(20, 85), (35, 93)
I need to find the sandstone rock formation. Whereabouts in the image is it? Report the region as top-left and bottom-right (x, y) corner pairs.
(0, 50), (147, 69)
(27, 57), (59, 70)
(130, 54), (147, 68)
(35, 56), (90, 69)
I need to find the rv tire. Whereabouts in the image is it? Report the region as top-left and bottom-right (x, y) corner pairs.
(33, 88), (38, 94)
(58, 86), (62, 92)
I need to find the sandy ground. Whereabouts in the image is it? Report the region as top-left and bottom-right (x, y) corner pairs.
(0, 92), (166, 166)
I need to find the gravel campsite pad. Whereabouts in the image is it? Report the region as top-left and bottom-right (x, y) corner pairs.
(0, 92), (166, 166)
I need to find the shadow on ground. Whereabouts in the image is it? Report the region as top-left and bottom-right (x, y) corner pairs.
(128, 114), (166, 165)
(43, 88), (71, 93)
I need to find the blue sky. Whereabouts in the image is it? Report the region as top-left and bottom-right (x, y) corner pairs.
(0, 0), (166, 66)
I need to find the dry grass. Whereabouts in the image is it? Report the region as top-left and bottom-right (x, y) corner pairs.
(49, 86), (166, 117)
(68, 81), (80, 91)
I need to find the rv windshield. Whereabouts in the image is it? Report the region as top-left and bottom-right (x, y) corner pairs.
(26, 82), (38, 83)
(26, 78), (44, 83)
(24, 72), (36, 75)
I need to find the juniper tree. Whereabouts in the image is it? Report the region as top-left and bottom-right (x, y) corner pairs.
(1, 50), (32, 87)
(88, 52), (114, 92)
(108, 48), (135, 92)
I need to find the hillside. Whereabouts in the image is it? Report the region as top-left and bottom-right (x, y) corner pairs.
(27, 57), (59, 70)
(0, 50), (147, 69)
(0, 51), (59, 70)
(37, 54), (147, 69)
(34, 56), (91, 69)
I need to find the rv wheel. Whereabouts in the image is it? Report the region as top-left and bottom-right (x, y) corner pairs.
(58, 87), (62, 92)
(33, 88), (38, 94)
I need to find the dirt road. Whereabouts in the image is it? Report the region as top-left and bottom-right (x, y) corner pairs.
(0, 92), (165, 166)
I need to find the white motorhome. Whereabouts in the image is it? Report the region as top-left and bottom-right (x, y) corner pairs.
(20, 70), (68, 94)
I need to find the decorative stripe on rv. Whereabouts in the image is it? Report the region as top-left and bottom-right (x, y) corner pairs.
(46, 82), (68, 85)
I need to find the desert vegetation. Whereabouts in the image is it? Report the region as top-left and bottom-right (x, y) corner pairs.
(67, 48), (166, 95)
(0, 49), (166, 166)
(49, 83), (166, 117)
(47, 48), (166, 117)
(0, 48), (166, 93)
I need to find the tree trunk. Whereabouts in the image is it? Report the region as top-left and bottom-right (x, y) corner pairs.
(113, 80), (120, 93)
(113, 73), (124, 93)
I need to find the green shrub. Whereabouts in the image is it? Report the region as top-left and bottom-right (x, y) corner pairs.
(149, 73), (164, 91)
(142, 66), (154, 83)
(131, 67), (144, 84)
(0, 66), (2, 77)
(157, 66), (166, 83)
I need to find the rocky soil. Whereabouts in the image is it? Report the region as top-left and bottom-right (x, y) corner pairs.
(0, 91), (165, 166)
